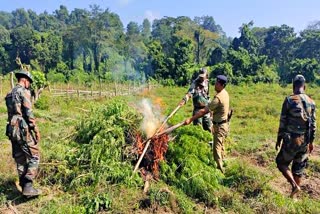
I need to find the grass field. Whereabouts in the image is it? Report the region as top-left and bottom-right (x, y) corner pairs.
(0, 82), (319, 213)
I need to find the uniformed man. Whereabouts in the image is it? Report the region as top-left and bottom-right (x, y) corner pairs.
(275, 74), (316, 198)
(184, 75), (229, 173)
(179, 68), (212, 132)
(5, 70), (41, 197)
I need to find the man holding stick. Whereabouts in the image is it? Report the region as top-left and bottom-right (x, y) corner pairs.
(184, 75), (229, 173)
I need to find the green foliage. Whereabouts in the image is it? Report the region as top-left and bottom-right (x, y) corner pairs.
(81, 191), (111, 214)
(149, 188), (171, 206)
(161, 125), (223, 205)
(55, 62), (70, 79)
(173, 36), (195, 85)
(232, 21), (259, 55)
(68, 69), (92, 85)
(34, 94), (50, 110)
(39, 196), (86, 214)
(46, 70), (66, 83)
(287, 58), (320, 83)
(209, 62), (233, 84)
(65, 98), (143, 188)
(31, 70), (48, 89)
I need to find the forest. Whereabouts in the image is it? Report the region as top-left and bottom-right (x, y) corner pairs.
(1, 5), (320, 86)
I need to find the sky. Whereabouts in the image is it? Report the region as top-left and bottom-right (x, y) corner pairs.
(1, 0), (320, 37)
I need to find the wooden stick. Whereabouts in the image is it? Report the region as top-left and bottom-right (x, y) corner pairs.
(155, 122), (184, 137)
(133, 138), (152, 172)
(133, 104), (182, 173)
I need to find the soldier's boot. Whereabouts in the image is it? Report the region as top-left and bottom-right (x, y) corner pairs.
(18, 177), (28, 192)
(22, 182), (41, 197)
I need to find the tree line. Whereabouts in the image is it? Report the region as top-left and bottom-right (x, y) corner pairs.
(0, 5), (320, 86)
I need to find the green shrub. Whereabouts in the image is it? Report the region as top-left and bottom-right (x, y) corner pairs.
(64, 98), (143, 189)
(35, 94), (50, 110)
(161, 125), (223, 205)
(81, 192), (111, 214)
(149, 188), (170, 206)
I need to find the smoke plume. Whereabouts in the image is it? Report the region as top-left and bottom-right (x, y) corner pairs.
(138, 99), (163, 138)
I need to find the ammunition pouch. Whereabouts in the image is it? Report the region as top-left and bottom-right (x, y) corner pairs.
(9, 116), (29, 143)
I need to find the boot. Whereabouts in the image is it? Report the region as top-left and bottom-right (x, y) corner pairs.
(22, 182), (41, 197)
(19, 177), (26, 190)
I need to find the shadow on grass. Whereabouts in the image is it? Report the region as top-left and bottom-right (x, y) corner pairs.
(0, 177), (38, 206)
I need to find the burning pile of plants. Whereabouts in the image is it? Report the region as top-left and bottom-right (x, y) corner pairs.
(63, 98), (171, 189)
(135, 133), (169, 180)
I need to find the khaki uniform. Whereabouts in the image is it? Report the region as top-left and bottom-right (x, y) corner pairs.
(276, 93), (316, 176)
(5, 84), (40, 186)
(207, 88), (229, 171)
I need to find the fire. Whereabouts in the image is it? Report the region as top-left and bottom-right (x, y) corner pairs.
(134, 98), (170, 179)
(135, 133), (169, 179)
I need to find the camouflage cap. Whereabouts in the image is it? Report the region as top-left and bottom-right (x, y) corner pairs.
(293, 74), (305, 85)
(198, 67), (207, 78)
(216, 75), (228, 85)
(198, 73), (206, 78)
(199, 67), (207, 75)
(15, 70), (33, 83)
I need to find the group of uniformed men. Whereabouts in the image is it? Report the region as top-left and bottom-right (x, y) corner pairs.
(180, 68), (316, 198)
(4, 68), (316, 198)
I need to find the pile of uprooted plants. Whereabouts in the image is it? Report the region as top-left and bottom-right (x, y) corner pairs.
(39, 97), (224, 213)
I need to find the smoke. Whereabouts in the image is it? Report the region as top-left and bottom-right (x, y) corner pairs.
(138, 98), (164, 138)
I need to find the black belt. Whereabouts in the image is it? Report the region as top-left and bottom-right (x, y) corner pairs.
(213, 119), (227, 125)
(194, 106), (206, 109)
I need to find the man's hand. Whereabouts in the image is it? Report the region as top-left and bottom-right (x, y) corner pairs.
(276, 136), (282, 151)
(309, 143), (314, 154)
(184, 118), (192, 125)
(35, 131), (41, 142)
(34, 127), (41, 143)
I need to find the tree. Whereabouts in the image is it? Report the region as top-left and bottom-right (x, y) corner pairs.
(34, 32), (63, 71)
(11, 8), (32, 28)
(37, 11), (60, 32)
(152, 17), (175, 53)
(54, 5), (69, 24)
(146, 40), (169, 79)
(141, 18), (151, 42)
(286, 58), (320, 83)
(27, 9), (39, 30)
(306, 20), (320, 31)
(209, 62), (233, 83)
(0, 11), (13, 28)
(295, 30), (320, 62)
(262, 25), (296, 65)
(126, 21), (140, 37)
(9, 26), (39, 65)
(232, 21), (259, 55)
(207, 46), (226, 66)
(172, 36), (195, 85)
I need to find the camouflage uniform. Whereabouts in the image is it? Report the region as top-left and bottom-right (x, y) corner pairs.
(5, 83), (40, 189)
(184, 78), (212, 132)
(276, 93), (316, 176)
(208, 88), (229, 172)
